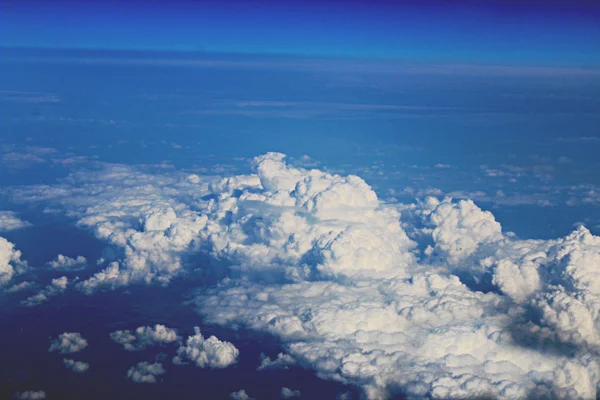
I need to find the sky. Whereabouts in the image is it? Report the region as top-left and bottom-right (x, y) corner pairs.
(2, 0), (600, 64)
(1, 1), (600, 400)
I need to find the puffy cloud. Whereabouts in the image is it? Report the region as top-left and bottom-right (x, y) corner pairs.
(22, 277), (68, 307)
(423, 197), (503, 265)
(47, 255), (87, 269)
(173, 326), (239, 368)
(0, 211), (32, 232)
(63, 358), (89, 374)
(0, 237), (26, 286)
(110, 324), (179, 351)
(10, 153), (600, 399)
(126, 361), (165, 384)
(229, 390), (255, 400)
(11, 391), (46, 400)
(49, 332), (88, 354)
(281, 387), (301, 398)
(258, 352), (297, 370)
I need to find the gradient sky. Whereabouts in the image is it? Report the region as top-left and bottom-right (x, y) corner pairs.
(2, 0), (600, 65)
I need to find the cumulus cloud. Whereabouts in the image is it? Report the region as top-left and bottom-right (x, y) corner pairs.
(229, 390), (255, 400)
(0, 237), (27, 287)
(281, 387), (301, 398)
(0, 211), (32, 232)
(11, 391), (46, 400)
(63, 358), (89, 374)
(126, 361), (165, 384)
(110, 324), (179, 351)
(173, 326), (239, 368)
(47, 255), (87, 269)
(22, 277), (68, 306)
(258, 352), (297, 370)
(10, 152), (600, 399)
(49, 332), (88, 354)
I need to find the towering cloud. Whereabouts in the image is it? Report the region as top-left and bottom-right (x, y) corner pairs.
(0, 237), (26, 286)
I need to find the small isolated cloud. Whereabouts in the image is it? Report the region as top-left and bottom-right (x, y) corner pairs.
(258, 352), (297, 370)
(47, 255), (87, 270)
(11, 391), (46, 400)
(281, 387), (301, 398)
(229, 390), (255, 400)
(63, 358), (89, 374)
(22, 277), (68, 307)
(126, 362), (165, 384)
(173, 326), (239, 368)
(5, 281), (35, 293)
(0, 211), (32, 232)
(110, 324), (179, 351)
(49, 332), (88, 354)
(433, 163), (451, 169)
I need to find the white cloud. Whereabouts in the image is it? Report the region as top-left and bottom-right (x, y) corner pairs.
(110, 324), (179, 351)
(47, 255), (87, 269)
(0, 237), (27, 286)
(11, 391), (46, 400)
(22, 276), (68, 307)
(229, 390), (255, 400)
(49, 332), (88, 354)
(10, 152), (600, 399)
(63, 358), (89, 374)
(173, 326), (239, 368)
(258, 352), (297, 370)
(5, 281), (35, 293)
(126, 361), (165, 384)
(281, 387), (301, 398)
(0, 211), (32, 232)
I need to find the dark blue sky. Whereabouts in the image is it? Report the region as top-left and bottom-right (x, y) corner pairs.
(2, 0), (600, 65)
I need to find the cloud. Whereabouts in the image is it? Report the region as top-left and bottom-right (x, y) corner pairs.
(173, 326), (239, 368)
(49, 332), (88, 354)
(5, 281), (35, 293)
(63, 358), (89, 374)
(257, 352), (297, 370)
(47, 255), (87, 270)
(110, 324), (179, 351)
(10, 152), (600, 399)
(0, 237), (27, 286)
(22, 277), (68, 307)
(0, 211), (32, 232)
(11, 391), (46, 400)
(281, 387), (301, 398)
(126, 362), (165, 384)
(229, 390), (255, 400)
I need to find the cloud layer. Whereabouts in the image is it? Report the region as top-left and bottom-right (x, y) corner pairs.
(10, 153), (600, 399)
